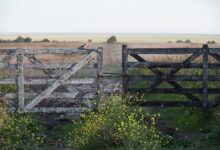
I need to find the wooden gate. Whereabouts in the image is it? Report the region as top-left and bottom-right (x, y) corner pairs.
(122, 44), (220, 110)
(0, 47), (103, 113)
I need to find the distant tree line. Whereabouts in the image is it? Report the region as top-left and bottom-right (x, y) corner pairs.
(207, 40), (216, 44)
(176, 39), (192, 43)
(107, 36), (117, 44)
(166, 39), (217, 44)
(0, 36), (50, 43)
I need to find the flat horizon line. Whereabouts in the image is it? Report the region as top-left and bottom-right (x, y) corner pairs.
(0, 32), (220, 36)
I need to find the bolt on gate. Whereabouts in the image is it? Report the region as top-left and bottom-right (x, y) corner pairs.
(122, 44), (220, 110)
(0, 47), (103, 113)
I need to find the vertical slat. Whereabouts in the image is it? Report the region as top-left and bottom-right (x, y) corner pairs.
(97, 47), (103, 105)
(17, 48), (25, 113)
(122, 44), (128, 94)
(202, 44), (209, 111)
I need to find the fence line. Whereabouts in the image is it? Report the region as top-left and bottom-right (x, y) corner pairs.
(1, 44), (220, 113)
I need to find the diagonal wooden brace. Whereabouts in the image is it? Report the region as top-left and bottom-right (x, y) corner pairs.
(130, 52), (201, 87)
(25, 51), (97, 109)
(209, 53), (220, 62)
(129, 52), (201, 101)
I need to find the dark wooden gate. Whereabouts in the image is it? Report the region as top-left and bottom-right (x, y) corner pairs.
(122, 44), (220, 110)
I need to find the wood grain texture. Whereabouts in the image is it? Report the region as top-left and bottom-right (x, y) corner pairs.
(202, 45), (209, 110)
(17, 48), (25, 113)
(97, 47), (103, 104)
(25, 51), (97, 109)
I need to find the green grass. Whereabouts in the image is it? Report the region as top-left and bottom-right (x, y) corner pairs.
(0, 65), (220, 149)
(127, 67), (220, 150)
(0, 103), (45, 150)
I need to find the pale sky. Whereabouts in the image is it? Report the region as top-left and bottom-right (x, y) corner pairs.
(0, 0), (220, 34)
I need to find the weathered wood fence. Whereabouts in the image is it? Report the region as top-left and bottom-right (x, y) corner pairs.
(122, 44), (220, 110)
(0, 48), (103, 113)
(1, 44), (220, 113)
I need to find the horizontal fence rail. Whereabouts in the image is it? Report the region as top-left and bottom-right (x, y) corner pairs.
(0, 63), (97, 69)
(122, 44), (220, 110)
(127, 62), (220, 69)
(0, 78), (96, 84)
(128, 75), (220, 81)
(128, 48), (201, 54)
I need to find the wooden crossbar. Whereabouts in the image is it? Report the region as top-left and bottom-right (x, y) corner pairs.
(122, 44), (220, 110)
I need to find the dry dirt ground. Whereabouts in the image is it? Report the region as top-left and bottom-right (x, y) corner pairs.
(1, 42), (220, 67)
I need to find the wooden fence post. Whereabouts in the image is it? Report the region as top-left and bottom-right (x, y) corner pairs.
(202, 44), (209, 111)
(97, 47), (103, 105)
(122, 44), (128, 95)
(17, 48), (25, 113)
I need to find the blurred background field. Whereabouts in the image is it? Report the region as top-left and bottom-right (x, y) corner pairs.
(1, 33), (220, 43)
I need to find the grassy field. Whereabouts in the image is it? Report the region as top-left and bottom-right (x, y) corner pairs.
(1, 33), (220, 43)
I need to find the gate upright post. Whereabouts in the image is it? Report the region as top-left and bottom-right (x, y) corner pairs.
(122, 44), (128, 95)
(202, 44), (209, 111)
(17, 48), (25, 113)
(97, 47), (103, 106)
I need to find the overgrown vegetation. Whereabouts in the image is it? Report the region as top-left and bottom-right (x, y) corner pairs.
(0, 60), (220, 149)
(65, 95), (170, 150)
(0, 84), (16, 93)
(0, 103), (45, 150)
(128, 64), (220, 149)
(159, 107), (220, 150)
